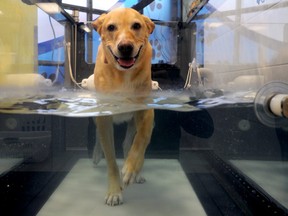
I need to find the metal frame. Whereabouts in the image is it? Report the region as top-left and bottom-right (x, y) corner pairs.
(206, 151), (288, 215)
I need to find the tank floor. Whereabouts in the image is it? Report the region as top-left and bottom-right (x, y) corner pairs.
(38, 159), (206, 216)
(0, 151), (245, 216)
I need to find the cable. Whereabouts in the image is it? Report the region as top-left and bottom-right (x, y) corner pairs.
(48, 15), (81, 88)
(184, 62), (193, 89)
(66, 42), (83, 89)
(48, 15), (62, 85)
(184, 58), (204, 89)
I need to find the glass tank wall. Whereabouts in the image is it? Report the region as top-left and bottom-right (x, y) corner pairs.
(0, 0), (288, 215)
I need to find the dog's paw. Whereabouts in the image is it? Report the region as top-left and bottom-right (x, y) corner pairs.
(92, 152), (103, 167)
(121, 157), (144, 186)
(135, 174), (146, 184)
(105, 192), (123, 206)
(121, 168), (137, 186)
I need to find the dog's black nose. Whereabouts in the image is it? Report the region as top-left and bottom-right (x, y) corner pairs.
(118, 42), (134, 57)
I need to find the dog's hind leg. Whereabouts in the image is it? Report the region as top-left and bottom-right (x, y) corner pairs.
(92, 117), (103, 166)
(92, 135), (103, 166)
(123, 119), (136, 159)
(95, 116), (123, 206)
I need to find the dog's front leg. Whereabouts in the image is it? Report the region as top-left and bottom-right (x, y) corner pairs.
(122, 109), (154, 186)
(123, 119), (146, 184)
(95, 116), (123, 206)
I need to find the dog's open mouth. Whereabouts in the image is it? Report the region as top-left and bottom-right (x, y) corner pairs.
(109, 46), (142, 69)
(117, 58), (136, 69)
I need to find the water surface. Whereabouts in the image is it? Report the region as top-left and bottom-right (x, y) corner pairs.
(0, 87), (254, 117)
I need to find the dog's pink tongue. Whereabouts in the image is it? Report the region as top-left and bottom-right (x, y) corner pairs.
(118, 58), (135, 68)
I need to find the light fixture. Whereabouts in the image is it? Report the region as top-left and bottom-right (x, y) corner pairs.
(36, 2), (62, 14)
(79, 23), (91, 33)
(22, 0), (74, 24)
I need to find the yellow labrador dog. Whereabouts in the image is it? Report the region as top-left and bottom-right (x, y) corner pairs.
(92, 8), (155, 206)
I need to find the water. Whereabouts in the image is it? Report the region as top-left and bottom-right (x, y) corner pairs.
(0, 87), (255, 117)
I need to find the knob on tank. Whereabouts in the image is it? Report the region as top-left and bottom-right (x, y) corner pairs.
(254, 81), (288, 127)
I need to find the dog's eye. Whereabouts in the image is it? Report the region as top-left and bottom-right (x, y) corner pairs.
(107, 24), (116, 32)
(132, 22), (141, 30)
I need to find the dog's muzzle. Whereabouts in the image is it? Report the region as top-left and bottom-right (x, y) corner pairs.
(108, 45), (142, 69)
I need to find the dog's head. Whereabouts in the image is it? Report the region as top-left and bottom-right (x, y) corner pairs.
(92, 8), (155, 70)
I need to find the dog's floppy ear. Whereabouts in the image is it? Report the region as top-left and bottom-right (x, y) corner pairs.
(92, 13), (107, 34)
(142, 15), (155, 34)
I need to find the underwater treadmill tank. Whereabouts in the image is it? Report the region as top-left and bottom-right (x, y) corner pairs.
(0, 0), (288, 215)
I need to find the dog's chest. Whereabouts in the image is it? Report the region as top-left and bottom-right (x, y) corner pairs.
(113, 113), (134, 124)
